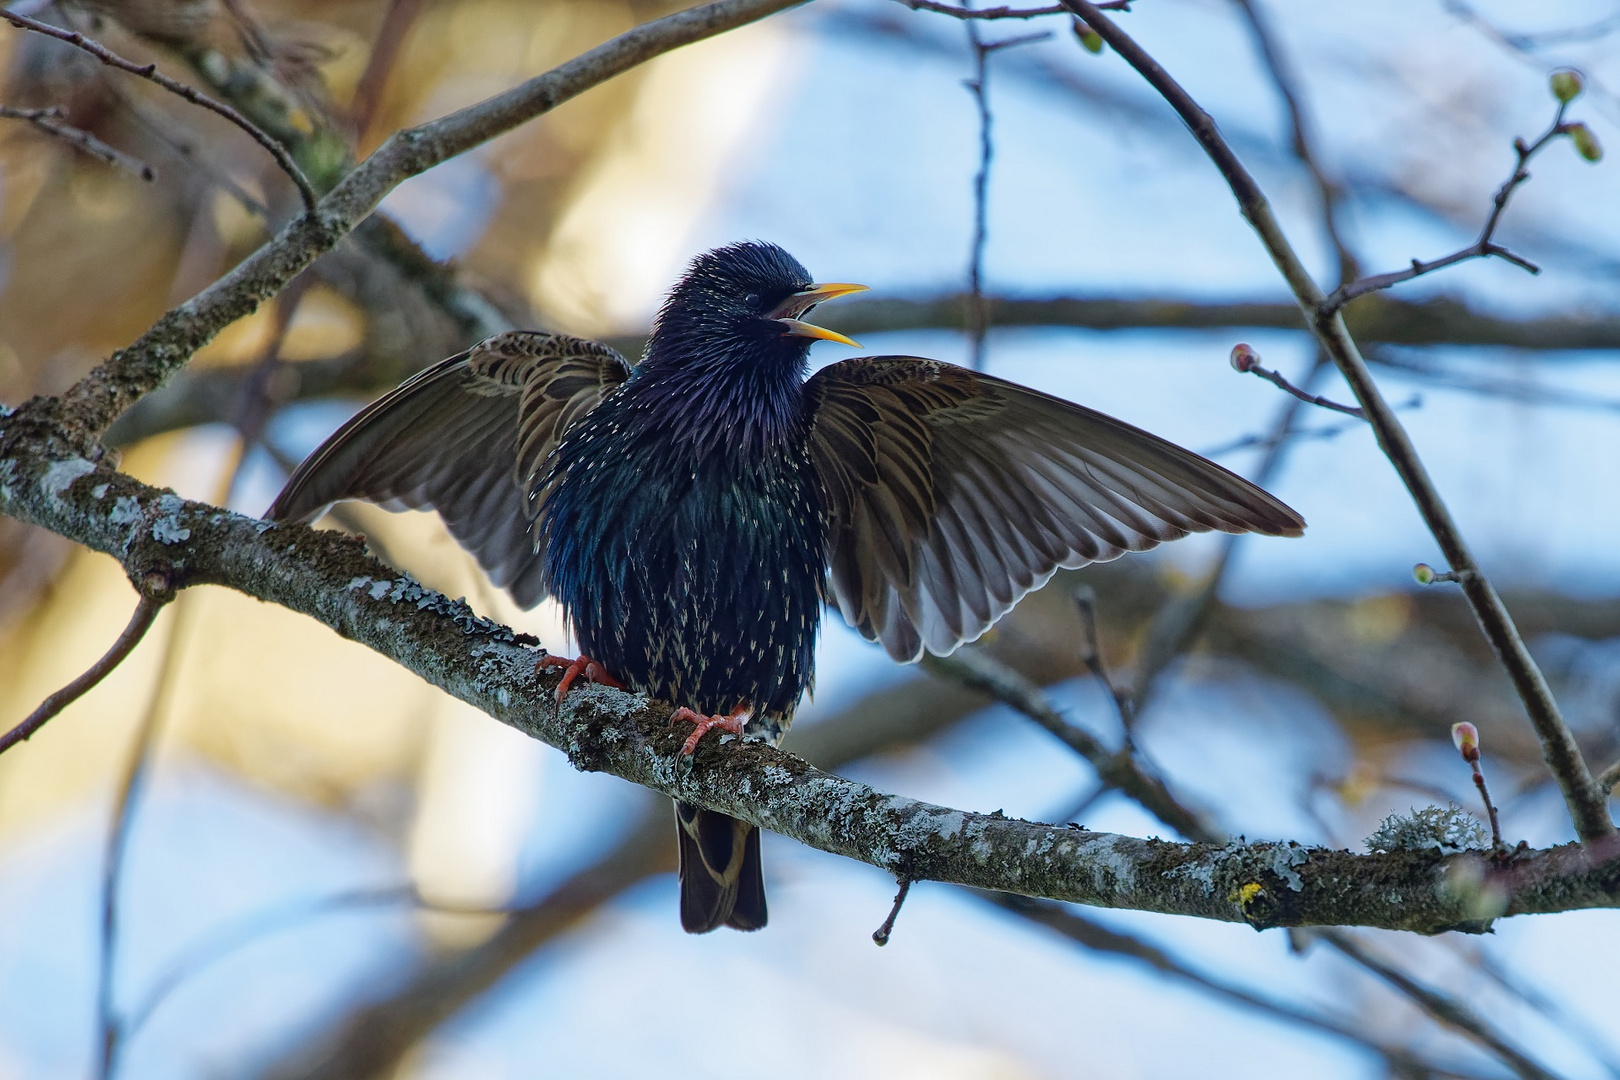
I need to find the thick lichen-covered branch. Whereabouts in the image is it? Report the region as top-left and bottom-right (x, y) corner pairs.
(2, 441), (1617, 933)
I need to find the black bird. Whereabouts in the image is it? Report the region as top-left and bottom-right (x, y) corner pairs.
(267, 241), (1305, 933)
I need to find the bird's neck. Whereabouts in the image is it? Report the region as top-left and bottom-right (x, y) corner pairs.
(633, 338), (810, 456)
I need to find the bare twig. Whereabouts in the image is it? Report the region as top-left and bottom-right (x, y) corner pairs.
(347, 0), (426, 139)
(1063, 0), (1613, 842)
(961, 18), (1049, 367)
(0, 8), (317, 210)
(1599, 759), (1620, 792)
(1322, 102), (1577, 315)
(923, 648), (1217, 841)
(1001, 896), (1494, 1080)
(1229, 0), (1358, 284)
(1452, 723), (1505, 850)
(42, 0), (808, 440)
(1230, 343), (1364, 418)
(97, 595), (189, 1080)
(1070, 585), (1137, 740)
(1321, 931), (1560, 1080)
(871, 877), (913, 945)
(0, 104), (155, 179)
(899, 0), (1124, 19)
(0, 585), (170, 755)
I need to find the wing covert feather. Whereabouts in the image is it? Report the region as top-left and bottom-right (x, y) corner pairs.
(806, 356), (1305, 662)
(265, 331), (629, 608)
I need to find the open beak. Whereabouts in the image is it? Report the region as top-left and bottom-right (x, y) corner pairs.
(770, 282), (869, 348)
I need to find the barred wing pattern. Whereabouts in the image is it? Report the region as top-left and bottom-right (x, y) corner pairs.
(265, 331), (630, 608)
(805, 357), (1306, 663)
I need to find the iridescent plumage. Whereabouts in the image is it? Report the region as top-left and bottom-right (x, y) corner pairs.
(268, 241), (1306, 933)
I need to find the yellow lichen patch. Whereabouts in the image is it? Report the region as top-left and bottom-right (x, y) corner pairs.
(1230, 881), (1265, 906)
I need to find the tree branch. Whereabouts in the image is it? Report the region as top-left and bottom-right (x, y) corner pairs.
(38, 0), (810, 444)
(1, 450), (1617, 932)
(0, 8), (317, 210)
(0, 585), (170, 754)
(0, 104), (156, 180)
(1062, 0), (1614, 843)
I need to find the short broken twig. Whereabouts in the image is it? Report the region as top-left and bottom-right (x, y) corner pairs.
(872, 877), (914, 946)
(0, 8), (318, 210)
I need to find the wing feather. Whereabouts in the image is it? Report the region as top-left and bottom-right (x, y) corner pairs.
(266, 331), (630, 608)
(806, 356), (1305, 662)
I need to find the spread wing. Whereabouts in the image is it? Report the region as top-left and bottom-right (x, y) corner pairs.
(265, 331), (631, 608)
(806, 356), (1306, 662)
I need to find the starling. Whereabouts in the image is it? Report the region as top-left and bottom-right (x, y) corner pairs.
(267, 241), (1305, 933)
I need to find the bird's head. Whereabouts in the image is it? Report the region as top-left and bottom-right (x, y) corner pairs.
(646, 241), (868, 373)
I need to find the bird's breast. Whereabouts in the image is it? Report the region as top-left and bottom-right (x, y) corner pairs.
(538, 391), (827, 724)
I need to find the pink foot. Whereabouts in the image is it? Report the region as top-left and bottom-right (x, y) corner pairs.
(536, 653), (625, 703)
(670, 702), (754, 756)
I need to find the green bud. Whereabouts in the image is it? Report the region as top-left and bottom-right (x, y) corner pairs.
(1413, 563), (1436, 585)
(1073, 21), (1103, 53)
(1549, 69), (1583, 104)
(1567, 122), (1603, 163)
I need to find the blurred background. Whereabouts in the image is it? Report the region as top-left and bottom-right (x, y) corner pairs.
(1, 0), (1619, 1076)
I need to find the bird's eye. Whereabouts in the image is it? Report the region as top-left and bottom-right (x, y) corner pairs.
(744, 292), (762, 310)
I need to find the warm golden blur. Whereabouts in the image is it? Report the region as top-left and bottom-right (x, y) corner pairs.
(0, 0), (789, 901)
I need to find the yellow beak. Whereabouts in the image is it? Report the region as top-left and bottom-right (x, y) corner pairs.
(771, 282), (869, 348)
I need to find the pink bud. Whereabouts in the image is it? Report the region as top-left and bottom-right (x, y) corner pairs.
(1451, 721), (1480, 764)
(1230, 344), (1259, 373)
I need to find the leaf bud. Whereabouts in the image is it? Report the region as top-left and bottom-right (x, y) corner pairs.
(1549, 69), (1583, 104)
(1567, 122), (1603, 163)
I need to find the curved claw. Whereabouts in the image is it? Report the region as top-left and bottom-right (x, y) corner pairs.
(670, 703), (753, 756)
(536, 653), (625, 703)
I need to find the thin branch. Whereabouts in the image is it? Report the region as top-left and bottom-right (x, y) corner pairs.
(1230, 342), (1365, 418)
(0, 586), (170, 755)
(0, 105), (155, 180)
(1229, 0), (1358, 283)
(899, 0), (1125, 19)
(1062, 0), (1613, 842)
(1321, 931), (1561, 1080)
(1000, 896), (1494, 1080)
(1600, 759), (1620, 792)
(1322, 102), (1575, 315)
(923, 648), (1217, 842)
(347, 0), (426, 139)
(1071, 585), (1137, 739)
(38, 0), (807, 441)
(0, 9), (317, 211)
(97, 595), (189, 1080)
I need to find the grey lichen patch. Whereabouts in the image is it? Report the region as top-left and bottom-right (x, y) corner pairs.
(1367, 804), (1488, 854)
(152, 494), (191, 544)
(91, 483), (109, 500)
(1266, 841), (1312, 890)
(42, 457), (95, 499)
(109, 496), (143, 526)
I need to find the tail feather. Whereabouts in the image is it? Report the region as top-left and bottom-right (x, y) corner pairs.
(675, 800), (767, 933)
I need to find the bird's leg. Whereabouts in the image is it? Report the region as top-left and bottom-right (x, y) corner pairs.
(670, 702), (754, 756)
(536, 653), (625, 703)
